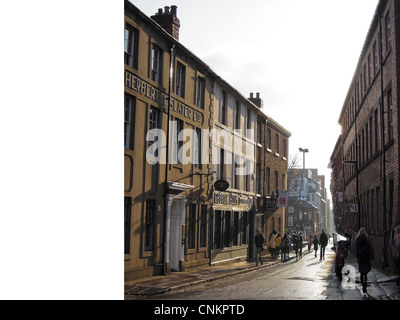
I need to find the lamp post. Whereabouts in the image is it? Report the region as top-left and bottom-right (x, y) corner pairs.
(299, 148), (308, 232)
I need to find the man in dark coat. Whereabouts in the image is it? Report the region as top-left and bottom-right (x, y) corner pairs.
(255, 228), (265, 266)
(356, 227), (374, 294)
(319, 229), (328, 260)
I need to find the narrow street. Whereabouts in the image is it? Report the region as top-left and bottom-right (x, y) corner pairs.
(131, 246), (341, 300)
(128, 241), (400, 301)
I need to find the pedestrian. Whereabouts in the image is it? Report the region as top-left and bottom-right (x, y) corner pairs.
(356, 227), (374, 294)
(308, 235), (312, 252)
(254, 228), (265, 266)
(269, 230), (277, 258)
(389, 221), (400, 286)
(299, 232), (303, 259)
(274, 233), (282, 259)
(293, 232), (299, 261)
(312, 234), (319, 258)
(281, 234), (288, 260)
(319, 229), (328, 260)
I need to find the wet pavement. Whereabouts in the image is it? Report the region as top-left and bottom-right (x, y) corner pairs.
(125, 247), (400, 300)
(124, 256), (281, 296)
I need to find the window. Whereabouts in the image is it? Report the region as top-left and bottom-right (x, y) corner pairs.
(124, 94), (135, 150)
(283, 139), (287, 158)
(256, 163), (261, 194)
(224, 211), (231, 247)
(151, 45), (161, 83)
(274, 171), (278, 194)
(374, 109), (379, 152)
(220, 90), (226, 125)
(219, 149), (225, 180)
(194, 128), (201, 169)
(244, 159), (251, 192)
(257, 122), (262, 144)
(275, 134), (280, 155)
(233, 212), (239, 246)
(124, 197), (132, 254)
(363, 64), (367, 94)
(385, 13), (391, 52)
(246, 108), (251, 137)
(235, 100), (240, 130)
(214, 211), (222, 249)
(188, 204), (196, 249)
(266, 128), (271, 150)
(373, 41), (378, 75)
(200, 205), (207, 247)
(196, 77), (205, 108)
(148, 107), (160, 154)
(368, 54), (372, 85)
(241, 212), (248, 244)
(176, 62), (186, 98)
(145, 200), (156, 251)
(266, 167), (270, 195)
(124, 24), (138, 68)
(234, 154), (240, 189)
(172, 119), (184, 164)
(388, 90), (393, 140)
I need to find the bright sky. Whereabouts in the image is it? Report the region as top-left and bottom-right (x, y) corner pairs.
(133, 0), (379, 201)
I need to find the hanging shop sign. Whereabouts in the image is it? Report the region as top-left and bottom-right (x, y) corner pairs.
(213, 191), (252, 211)
(214, 179), (229, 192)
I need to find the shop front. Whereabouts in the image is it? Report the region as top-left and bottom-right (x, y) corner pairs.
(211, 190), (254, 264)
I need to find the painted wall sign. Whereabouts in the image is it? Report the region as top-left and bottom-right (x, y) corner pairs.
(125, 70), (204, 124)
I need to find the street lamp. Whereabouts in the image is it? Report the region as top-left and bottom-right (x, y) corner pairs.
(299, 148), (308, 233)
(298, 148), (309, 199)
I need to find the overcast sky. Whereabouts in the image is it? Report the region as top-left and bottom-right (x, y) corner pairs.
(133, 0), (379, 200)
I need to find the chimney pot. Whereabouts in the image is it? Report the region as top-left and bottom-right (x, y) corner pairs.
(171, 5), (177, 15)
(157, 8), (163, 15)
(164, 6), (170, 14)
(250, 93), (254, 98)
(256, 92), (260, 98)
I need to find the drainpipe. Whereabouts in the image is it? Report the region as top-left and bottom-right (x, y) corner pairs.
(163, 43), (175, 275)
(379, 16), (388, 269)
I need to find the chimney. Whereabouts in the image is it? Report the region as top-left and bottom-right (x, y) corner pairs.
(151, 5), (180, 41)
(248, 92), (264, 109)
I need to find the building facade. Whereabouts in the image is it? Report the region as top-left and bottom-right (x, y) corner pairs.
(125, 1), (292, 280)
(124, 2), (215, 280)
(330, 0), (400, 273)
(210, 82), (259, 264)
(249, 92), (291, 249)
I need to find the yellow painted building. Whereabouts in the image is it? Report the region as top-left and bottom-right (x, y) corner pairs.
(124, 2), (214, 280)
(125, 1), (292, 281)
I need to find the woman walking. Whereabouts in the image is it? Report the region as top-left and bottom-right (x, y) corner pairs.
(356, 227), (374, 294)
(312, 234), (319, 258)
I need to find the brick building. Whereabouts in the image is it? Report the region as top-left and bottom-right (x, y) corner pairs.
(253, 94), (291, 249)
(330, 0), (400, 272)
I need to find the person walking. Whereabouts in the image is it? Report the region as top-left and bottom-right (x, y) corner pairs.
(312, 234), (319, 258)
(293, 232), (299, 261)
(281, 234), (288, 260)
(255, 228), (265, 266)
(389, 221), (400, 286)
(356, 227), (374, 294)
(308, 235), (312, 252)
(319, 229), (328, 260)
(274, 233), (282, 259)
(298, 232), (303, 259)
(269, 230), (277, 258)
